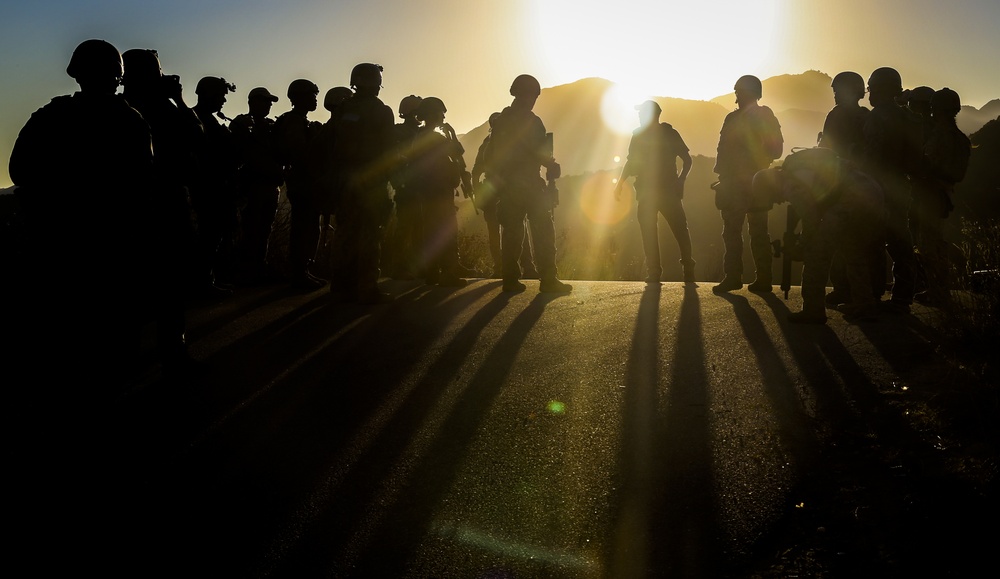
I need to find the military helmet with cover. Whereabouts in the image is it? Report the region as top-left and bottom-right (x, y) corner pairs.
(908, 86), (935, 105)
(832, 71), (865, 99)
(510, 74), (541, 98)
(350, 63), (383, 89)
(398, 95), (423, 118)
(416, 96), (447, 119)
(734, 75), (763, 99)
(287, 79), (319, 99)
(196, 76), (236, 97)
(931, 87), (961, 117)
(868, 67), (903, 94)
(66, 39), (123, 82)
(324, 86), (353, 112)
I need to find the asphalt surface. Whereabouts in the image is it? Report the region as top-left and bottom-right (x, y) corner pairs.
(8, 278), (958, 577)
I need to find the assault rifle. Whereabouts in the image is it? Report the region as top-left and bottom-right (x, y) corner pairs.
(543, 132), (560, 209)
(442, 122), (476, 214)
(772, 204), (803, 299)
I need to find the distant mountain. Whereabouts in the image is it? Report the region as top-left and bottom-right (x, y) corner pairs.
(458, 72), (998, 178)
(957, 99), (1000, 135)
(710, 70), (835, 114)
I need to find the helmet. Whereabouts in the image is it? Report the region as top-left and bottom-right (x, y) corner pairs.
(122, 48), (162, 84)
(831, 71), (865, 99)
(66, 39), (123, 81)
(487, 111), (501, 128)
(324, 86), (353, 111)
(416, 96), (446, 119)
(510, 74), (541, 98)
(908, 86), (935, 104)
(195, 76), (235, 97)
(734, 75), (763, 99)
(868, 67), (902, 94)
(350, 63), (383, 88)
(287, 78), (319, 100)
(398, 95), (423, 118)
(932, 88), (961, 117)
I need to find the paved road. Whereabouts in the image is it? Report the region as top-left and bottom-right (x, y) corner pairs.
(10, 279), (954, 577)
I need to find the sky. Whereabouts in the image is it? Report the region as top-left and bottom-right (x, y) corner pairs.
(1, 0), (998, 188)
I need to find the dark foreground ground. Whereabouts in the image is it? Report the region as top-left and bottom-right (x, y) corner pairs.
(6, 278), (998, 578)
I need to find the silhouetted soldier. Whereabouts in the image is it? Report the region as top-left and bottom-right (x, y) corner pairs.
(819, 72), (870, 160)
(276, 79), (326, 290)
(488, 74), (571, 293)
(387, 94), (423, 280)
(906, 86), (936, 141)
(861, 67), (924, 313)
(191, 76), (240, 293)
(711, 75), (783, 293)
(408, 97), (468, 287)
(911, 88), (971, 305)
(329, 63), (396, 304)
(121, 47), (205, 377)
(10, 39), (153, 387)
(230, 87), (283, 283)
(755, 148), (885, 323)
(614, 100), (696, 284)
(472, 112), (537, 279)
(818, 71), (876, 307)
(311, 86), (355, 279)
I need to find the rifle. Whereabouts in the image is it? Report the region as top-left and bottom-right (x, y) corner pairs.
(772, 203), (803, 299)
(543, 132), (559, 208)
(442, 123), (476, 214)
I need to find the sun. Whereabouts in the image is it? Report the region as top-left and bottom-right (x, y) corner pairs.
(530, 0), (785, 102)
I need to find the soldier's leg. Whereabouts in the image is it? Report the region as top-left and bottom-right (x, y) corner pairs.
(356, 196), (385, 297)
(720, 208), (746, 280)
(519, 218), (538, 277)
(483, 201), (502, 276)
(526, 198), (558, 282)
(636, 195), (662, 282)
(661, 195), (695, 276)
(748, 209), (772, 288)
(498, 192), (527, 283)
(796, 225), (832, 320)
(884, 189), (915, 306)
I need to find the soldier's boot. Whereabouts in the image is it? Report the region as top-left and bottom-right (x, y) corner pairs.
(680, 259), (696, 283)
(789, 291), (827, 324)
(539, 277), (573, 294)
(712, 275), (742, 294)
(748, 261), (773, 293)
(502, 278), (527, 293)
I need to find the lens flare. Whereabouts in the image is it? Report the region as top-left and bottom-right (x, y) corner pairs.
(578, 173), (632, 225)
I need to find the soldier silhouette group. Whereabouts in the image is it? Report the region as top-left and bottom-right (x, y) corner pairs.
(6, 39), (973, 387)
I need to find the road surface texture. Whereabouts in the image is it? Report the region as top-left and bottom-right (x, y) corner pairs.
(9, 279), (995, 577)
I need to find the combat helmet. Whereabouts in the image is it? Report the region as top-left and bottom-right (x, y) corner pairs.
(196, 76), (236, 97)
(868, 67), (903, 94)
(350, 63), (383, 89)
(398, 95), (423, 118)
(831, 71), (865, 100)
(66, 39), (123, 83)
(932, 88), (961, 117)
(324, 86), (353, 112)
(416, 96), (447, 119)
(510, 74), (541, 98)
(734, 75), (763, 99)
(287, 79), (319, 99)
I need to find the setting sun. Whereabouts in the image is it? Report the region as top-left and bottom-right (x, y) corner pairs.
(530, 0), (783, 102)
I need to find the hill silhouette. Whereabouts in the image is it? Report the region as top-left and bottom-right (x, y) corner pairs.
(460, 72), (998, 178)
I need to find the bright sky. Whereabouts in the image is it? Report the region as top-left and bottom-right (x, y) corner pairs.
(2, 0), (998, 187)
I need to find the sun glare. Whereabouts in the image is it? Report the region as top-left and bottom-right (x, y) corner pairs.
(532, 0), (784, 100)
(579, 173), (632, 226)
